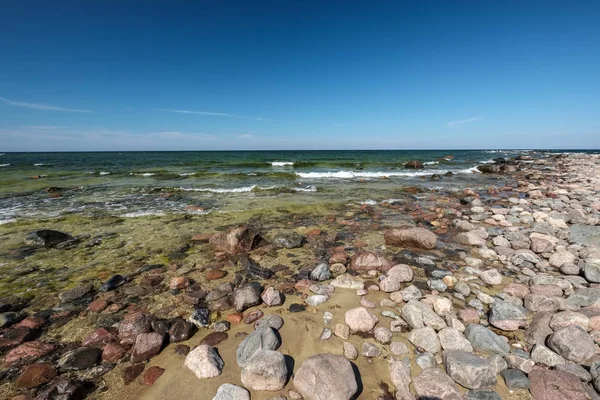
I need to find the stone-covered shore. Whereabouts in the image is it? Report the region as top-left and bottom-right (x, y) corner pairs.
(1, 152), (600, 400)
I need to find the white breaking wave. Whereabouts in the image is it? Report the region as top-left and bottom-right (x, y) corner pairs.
(130, 172), (155, 176)
(179, 172), (195, 176)
(99, 171), (111, 175)
(271, 161), (295, 167)
(34, 163), (49, 166)
(293, 185), (317, 192)
(0, 218), (17, 224)
(359, 199), (377, 205)
(296, 168), (481, 179)
(479, 159), (495, 164)
(120, 211), (166, 218)
(0, 164), (9, 167)
(423, 161), (439, 165)
(180, 185), (257, 193)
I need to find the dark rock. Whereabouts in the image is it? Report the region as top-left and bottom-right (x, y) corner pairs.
(273, 231), (305, 249)
(189, 308), (210, 328)
(501, 368), (530, 389)
(0, 326), (35, 348)
(174, 344), (190, 356)
(289, 303), (306, 313)
(0, 312), (19, 328)
(151, 320), (171, 336)
(99, 275), (126, 292)
(200, 332), (228, 347)
(478, 165), (501, 173)
(169, 320), (193, 342)
(464, 390), (502, 400)
(405, 160), (424, 169)
(239, 256), (274, 280)
(35, 379), (82, 400)
(209, 296), (233, 312)
(123, 363), (145, 385)
(25, 230), (73, 248)
(58, 284), (93, 303)
(58, 347), (102, 372)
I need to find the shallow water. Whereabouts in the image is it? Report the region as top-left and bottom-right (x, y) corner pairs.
(0, 149), (585, 223)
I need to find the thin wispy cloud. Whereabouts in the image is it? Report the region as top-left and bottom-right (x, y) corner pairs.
(0, 96), (92, 113)
(159, 108), (274, 122)
(447, 116), (484, 127)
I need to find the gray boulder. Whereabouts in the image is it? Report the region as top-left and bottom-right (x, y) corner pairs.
(212, 384), (250, 400)
(443, 350), (497, 390)
(464, 324), (509, 355)
(548, 325), (595, 363)
(234, 282), (262, 312)
(241, 349), (287, 391)
(413, 368), (462, 400)
(293, 354), (358, 400)
(236, 325), (281, 367)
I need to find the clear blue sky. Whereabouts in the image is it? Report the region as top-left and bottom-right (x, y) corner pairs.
(1, 1), (599, 151)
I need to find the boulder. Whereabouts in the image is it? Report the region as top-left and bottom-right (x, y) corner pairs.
(479, 269), (503, 285)
(455, 232), (486, 246)
(58, 348), (102, 372)
(25, 229), (73, 248)
(261, 287), (284, 307)
(184, 344), (224, 379)
(212, 384), (251, 400)
(293, 354), (358, 400)
(344, 307), (378, 332)
(58, 283), (93, 303)
(531, 344), (566, 367)
(131, 332), (164, 363)
(413, 368), (462, 400)
(464, 324), (509, 355)
(241, 349), (287, 391)
(310, 263), (332, 281)
(529, 369), (588, 400)
(547, 325), (595, 363)
(401, 299), (446, 330)
(209, 226), (263, 254)
(387, 264), (414, 282)
(488, 302), (528, 331)
(118, 312), (153, 344)
(389, 359), (414, 400)
(236, 326), (281, 367)
(408, 327), (441, 353)
(443, 350), (497, 390)
(384, 227), (437, 250)
(438, 327), (473, 352)
(233, 282), (262, 312)
(350, 251), (392, 271)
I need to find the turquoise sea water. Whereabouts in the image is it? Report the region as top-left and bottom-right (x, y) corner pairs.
(0, 150), (595, 223)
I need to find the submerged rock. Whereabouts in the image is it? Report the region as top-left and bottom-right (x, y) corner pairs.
(25, 229), (73, 248)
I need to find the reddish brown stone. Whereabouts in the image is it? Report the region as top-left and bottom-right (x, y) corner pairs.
(50, 310), (72, 321)
(102, 342), (128, 363)
(0, 327), (34, 348)
(529, 369), (588, 400)
(243, 309), (264, 324)
(350, 251), (392, 271)
(209, 225), (263, 254)
(226, 313), (243, 323)
(459, 308), (480, 324)
(294, 279), (312, 291)
(174, 344), (190, 356)
(206, 269), (226, 281)
(11, 395), (33, 400)
(139, 366), (165, 385)
(141, 275), (163, 287)
(123, 363), (145, 385)
(83, 328), (117, 347)
(329, 252), (348, 264)
(199, 332), (228, 347)
(191, 233), (213, 242)
(306, 229), (322, 237)
(104, 303), (123, 313)
(4, 341), (55, 366)
(169, 276), (188, 290)
(131, 332), (164, 363)
(87, 299), (108, 313)
(14, 316), (46, 330)
(15, 363), (56, 388)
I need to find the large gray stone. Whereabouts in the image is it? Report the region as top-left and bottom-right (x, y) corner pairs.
(401, 300), (446, 330)
(212, 384), (250, 400)
(233, 282), (262, 312)
(389, 359), (414, 400)
(293, 354), (358, 400)
(464, 324), (509, 355)
(236, 326), (281, 367)
(501, 368), (530, 390)
(344, 307), (378, 332)
(443, 350), (497, 390)
(585, 260), (600, 283)
(408, 327), (441, 354)
(488, 301), (528, 331)
(438, 327), (473, 352)
(548, 325), (595, 363)
(531, 344), (566, 367)
(413, 368), (462, 400)
(241, 349), (287, 391)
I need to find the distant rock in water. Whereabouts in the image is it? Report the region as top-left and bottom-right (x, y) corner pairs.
(405, 160), (424, 169)
(99, 275), (126, 292)
(25, 230), (73, 248)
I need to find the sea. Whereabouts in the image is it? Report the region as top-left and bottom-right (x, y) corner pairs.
(0, 150), (593, 224)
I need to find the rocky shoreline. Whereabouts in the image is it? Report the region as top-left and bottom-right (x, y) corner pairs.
(1, 152), (600, 399)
